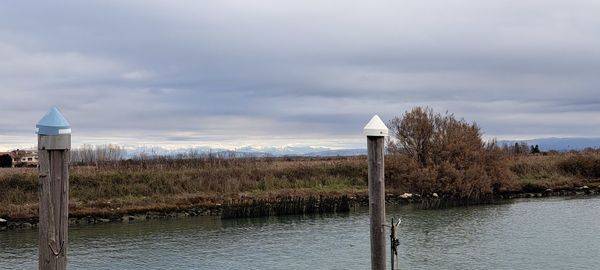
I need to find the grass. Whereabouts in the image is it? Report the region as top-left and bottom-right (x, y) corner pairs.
(509, 152), (600, 191)
(0, 157), (369, 219)
(2, 153), (599, 219)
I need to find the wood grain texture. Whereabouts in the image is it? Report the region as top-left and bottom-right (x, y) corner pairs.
(367, 136), (386, 270)
(38, 135), (71, 150)
(38, 135), (69, 270)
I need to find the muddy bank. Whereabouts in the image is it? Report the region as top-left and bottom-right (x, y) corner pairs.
(385, 185), (600, 209)
(2, 186), (599, 231)
(0, 207), (222, 231)
(221, 195), (352, 219)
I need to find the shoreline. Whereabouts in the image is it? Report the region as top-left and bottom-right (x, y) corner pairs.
(2, 186), (599, 231)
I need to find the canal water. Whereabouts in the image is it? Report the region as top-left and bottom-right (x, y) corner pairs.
(1, 196), (599, 269)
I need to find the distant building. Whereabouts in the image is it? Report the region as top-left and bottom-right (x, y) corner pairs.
(0, 149), (39, 167)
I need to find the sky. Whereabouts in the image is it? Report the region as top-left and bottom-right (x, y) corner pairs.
(1, 0), (600, 151)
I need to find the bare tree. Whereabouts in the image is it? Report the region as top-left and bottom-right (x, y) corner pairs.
(388, 107), (435, 166)
(387, 106), (513, 198)
(71, 144), (126, 164)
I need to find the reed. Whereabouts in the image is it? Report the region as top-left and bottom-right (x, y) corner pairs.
(508, 152), (600, 191)
(221, 195), (351, 219)
(0, 157), (367, 218)
(2, 152), (600, 219)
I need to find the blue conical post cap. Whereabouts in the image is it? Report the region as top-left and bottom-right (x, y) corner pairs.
(36, 107), (71, 135)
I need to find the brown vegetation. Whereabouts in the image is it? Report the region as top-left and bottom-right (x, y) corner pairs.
(3, 107), (600, 219)
(509, 151), (600, 192)
(1, 151), (600, 219)
(0, 157), (368, 219)
(387, 107), (514, 199)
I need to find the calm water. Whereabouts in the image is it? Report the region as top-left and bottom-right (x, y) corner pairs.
(1, 196), (599, 269)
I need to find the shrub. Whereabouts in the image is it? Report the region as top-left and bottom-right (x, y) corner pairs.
(387, 107), (514, 198)
(557, 154), (600, 178)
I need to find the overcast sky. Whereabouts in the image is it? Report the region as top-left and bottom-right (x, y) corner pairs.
(1, 0), (600, 151)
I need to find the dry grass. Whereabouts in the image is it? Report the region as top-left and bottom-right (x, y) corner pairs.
(0, 157), (369, 218)
(2, 153), (599, 219)
(508, 152), (600, 191)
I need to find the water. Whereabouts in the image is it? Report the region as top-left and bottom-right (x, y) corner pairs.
(1, 196), (600, 269)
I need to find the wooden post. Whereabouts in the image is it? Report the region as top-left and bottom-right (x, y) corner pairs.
(364, 115), (388, 270)
(37, 107), (71, 270)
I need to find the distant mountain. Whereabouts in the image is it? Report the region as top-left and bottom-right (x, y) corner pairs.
(302, 149), (367, 157)
(235, 146), (331, 156)
(81, 137), (600, 159)
(497, 137), (600, 151)
(120, 145), (365, 158)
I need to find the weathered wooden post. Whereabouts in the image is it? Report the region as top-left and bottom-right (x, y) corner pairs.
(37, 107), (71, 270)
(363, 115), (388, 270)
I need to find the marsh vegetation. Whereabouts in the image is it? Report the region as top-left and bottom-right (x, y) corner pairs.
(2, 107), (599, 219)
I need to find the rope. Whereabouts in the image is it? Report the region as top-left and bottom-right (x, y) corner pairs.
(390, 218), (401, 270)
(45, 151), (66, 269)
(48, 241), (64, 256)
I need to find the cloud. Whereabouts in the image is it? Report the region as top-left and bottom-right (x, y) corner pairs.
(121, 71), (153, 81)
(1, 0), (600, 150)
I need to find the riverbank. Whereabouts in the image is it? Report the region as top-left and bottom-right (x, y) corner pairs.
(4, 195), (600, 270)
(3, 186), (599, 231)
(1, 157), (368, 219)
(3, 154), (600, 230)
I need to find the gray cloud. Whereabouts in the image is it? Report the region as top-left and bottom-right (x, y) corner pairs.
(1, 0), (600, 150)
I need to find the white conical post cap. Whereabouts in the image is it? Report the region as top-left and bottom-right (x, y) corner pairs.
(363, 115), (388, 137)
